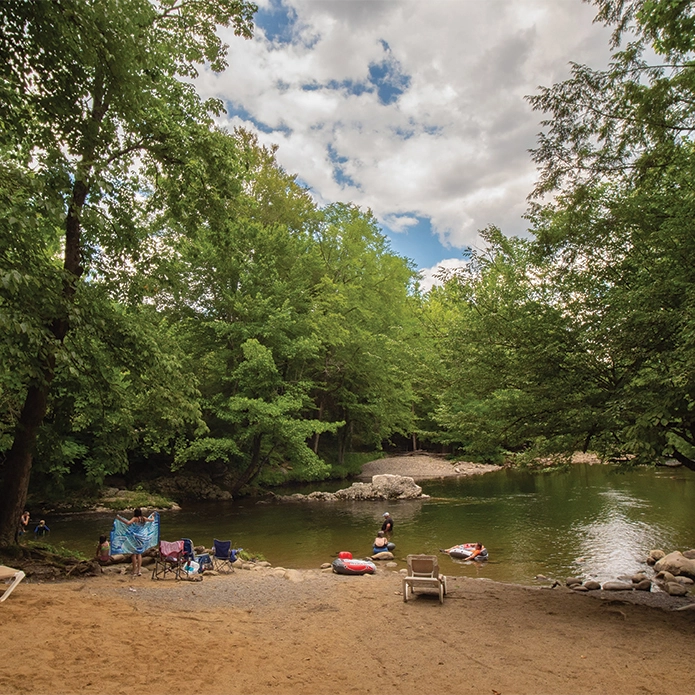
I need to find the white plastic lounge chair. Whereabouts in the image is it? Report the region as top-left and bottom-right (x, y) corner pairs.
(403, 554), (447, 604)
(0, 565), (26, 603)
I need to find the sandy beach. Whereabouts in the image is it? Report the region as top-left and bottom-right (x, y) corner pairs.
(2, 566), (695, 695)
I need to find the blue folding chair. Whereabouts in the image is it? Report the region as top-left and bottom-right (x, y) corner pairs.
(212, 539), (240, 573)
(181, 538), (213, 575)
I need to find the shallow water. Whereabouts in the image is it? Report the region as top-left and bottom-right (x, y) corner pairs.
(38, 464), (695, 584)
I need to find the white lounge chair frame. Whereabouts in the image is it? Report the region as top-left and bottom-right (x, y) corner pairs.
(0, 565), (26, 603)
(403, 554), (447, 604)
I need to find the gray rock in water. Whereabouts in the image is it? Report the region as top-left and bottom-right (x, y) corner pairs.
(650, 549), (666, 561)
(656, 570), (676, 582)
(565, 577), (583, 587)
(371, 474), (423, 499)
(634, 579), (652, 591)
(601, 581), (633, 591)
(571, 584), (589, 591)
(583, 580), (601, 591)
(683, 549), (695, 560)
(277, 474), (424, 503)
(665, 581), (688, 596)
(674, 576), (694, 585)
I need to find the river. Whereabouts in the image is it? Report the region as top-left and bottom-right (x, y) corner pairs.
(36, 463), (695, 584)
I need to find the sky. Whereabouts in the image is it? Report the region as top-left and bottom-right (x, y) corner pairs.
(195, 0), (613, 290)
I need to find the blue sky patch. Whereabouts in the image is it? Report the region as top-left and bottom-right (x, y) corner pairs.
(381, 216), (465, 269)
(368, 42), (411, 105)
(225, 102), (292, 136)
(327, 144), (360, 189)
(255, 1), (297, 45)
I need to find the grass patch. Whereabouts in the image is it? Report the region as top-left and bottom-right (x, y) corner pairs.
(99, 489), (177, 511)
(324, 450), (384, 479)
(22, 540), (88, 562)
(236, 549), (266, 563)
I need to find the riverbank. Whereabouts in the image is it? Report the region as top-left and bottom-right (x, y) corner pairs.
(356, 452), (501, 480)
(1, 568), (694, 695)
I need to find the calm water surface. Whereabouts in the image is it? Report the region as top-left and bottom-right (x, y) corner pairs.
(42, 464), (695, 585)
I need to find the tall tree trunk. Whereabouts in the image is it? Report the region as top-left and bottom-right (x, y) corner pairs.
(0, 176), (88, 546)
(0, 381), (51, 546)
(312, 400), (324, 454)
(0, 71), (104, 546)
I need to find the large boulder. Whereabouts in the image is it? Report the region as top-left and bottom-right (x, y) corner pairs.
(654, 552), (695, 579)
(370, 474), (423, 499)
(278, 474), (425, 503)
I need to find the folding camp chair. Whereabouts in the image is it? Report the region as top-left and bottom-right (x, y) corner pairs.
(403, 554), (448, 604)
(151, 540), (185, 580)
(0, 565), (25, 603)
(212, 539), (239, 573)
(180, 538), (212, 579)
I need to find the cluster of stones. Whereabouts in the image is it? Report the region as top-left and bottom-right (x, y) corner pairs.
(565, 574), (652, 593)
(564, 548), (695, 596)
(276, 474), (427, 503)
(648, 549), (695, 596)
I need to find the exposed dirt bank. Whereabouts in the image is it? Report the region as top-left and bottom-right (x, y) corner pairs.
(1, 568), (694, 695)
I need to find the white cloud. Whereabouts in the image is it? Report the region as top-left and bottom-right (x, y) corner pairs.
(196, 0), (613, 267)
(418, 258), (469, 294)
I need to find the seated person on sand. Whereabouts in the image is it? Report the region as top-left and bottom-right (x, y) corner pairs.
(96, 535), (111, 564)
(373, 531), (390, 554)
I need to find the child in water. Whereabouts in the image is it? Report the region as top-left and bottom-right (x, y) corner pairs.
(34, 520), (50, 537)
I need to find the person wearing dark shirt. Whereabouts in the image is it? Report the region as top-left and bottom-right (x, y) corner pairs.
(381, 512), (394, 536)
(34, 520), (50, 537)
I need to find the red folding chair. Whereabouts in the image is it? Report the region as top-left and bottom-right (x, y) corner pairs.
(151, 540), (185, 580)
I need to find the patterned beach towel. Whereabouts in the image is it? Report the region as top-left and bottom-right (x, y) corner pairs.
(110, 512), (160, 555)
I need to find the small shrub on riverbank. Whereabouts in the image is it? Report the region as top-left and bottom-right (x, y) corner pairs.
(237, 549), (266, 563)
(329, 451), (385, 479)
(23, 540), (88, 562)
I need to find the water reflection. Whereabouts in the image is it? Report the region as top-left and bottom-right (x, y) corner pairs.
(573, 489), (673, 583)
(38, 464), (695, 585)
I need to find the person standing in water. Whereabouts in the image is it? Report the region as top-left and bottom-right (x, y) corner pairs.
(18, 510), (30, 541)
(381, 512), (394, 538)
